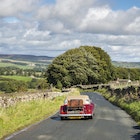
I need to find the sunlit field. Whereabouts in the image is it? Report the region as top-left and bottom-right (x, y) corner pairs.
(0, 75), (32, 82)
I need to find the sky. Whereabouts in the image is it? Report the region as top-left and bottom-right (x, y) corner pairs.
(0, 0), (140, 62)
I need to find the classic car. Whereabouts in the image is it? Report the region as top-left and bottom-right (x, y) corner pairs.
(59, 95), (95, 120)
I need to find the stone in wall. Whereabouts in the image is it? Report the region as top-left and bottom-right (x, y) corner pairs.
(0, 89), (71, 108)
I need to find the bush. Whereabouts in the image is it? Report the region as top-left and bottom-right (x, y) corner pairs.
(0, 81), (28, 93)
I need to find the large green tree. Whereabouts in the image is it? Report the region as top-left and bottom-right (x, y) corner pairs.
(46, 46), (115, 87)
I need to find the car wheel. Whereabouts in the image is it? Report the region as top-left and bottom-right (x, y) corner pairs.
(60, 117), (65, 120)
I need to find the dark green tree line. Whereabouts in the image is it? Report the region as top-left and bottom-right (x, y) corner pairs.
(0, 77), (49, 93)
(115, 67), (140, 80)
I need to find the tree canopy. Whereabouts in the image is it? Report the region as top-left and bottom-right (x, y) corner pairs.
(46, 46), (115, 88)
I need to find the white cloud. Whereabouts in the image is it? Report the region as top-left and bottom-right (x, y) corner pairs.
(126, 17), (140, 34)
(0, 0), (39, 17)
(36, 1), (140, 36)
(23, 28), (50, 40)
(0, 0), (140, 61)
(58, 39), (81, 50)
(110, 46), (122, 51)
(79, 6), (140, 35)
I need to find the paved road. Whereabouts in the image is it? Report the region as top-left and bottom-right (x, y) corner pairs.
(6, 92), (140, 140)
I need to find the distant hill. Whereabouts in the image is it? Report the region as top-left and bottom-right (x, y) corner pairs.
(0, 54), (54, 62)
(0, 54), (139, 68)
(112, 61), (140, 68)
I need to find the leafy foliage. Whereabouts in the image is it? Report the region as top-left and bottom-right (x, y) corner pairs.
(46, 46), (115, 87)
(0, 80), (28, 93)
(0, 76), (49, 93)
(115, 67), (140, 80)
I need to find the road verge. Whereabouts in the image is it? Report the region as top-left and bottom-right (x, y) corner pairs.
(98, 88), (140, 126)
(0, 88), (80, 139)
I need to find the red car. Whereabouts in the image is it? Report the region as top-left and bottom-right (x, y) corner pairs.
(59, 95), (95, 120)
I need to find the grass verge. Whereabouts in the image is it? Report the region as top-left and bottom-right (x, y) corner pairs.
(98, 89), (140, 126)
(0, 88), (80, 139)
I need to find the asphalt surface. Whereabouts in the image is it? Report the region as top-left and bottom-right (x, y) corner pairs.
(5, 92), (140, 140)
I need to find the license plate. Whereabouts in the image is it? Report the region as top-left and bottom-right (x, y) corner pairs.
(68, 111), (80, 114)
(69, 116), (81, 119)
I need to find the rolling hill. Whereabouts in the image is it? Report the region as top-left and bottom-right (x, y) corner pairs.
(0, 54), (54, 62)
(0, 54), (139, 68)
(112, 61), (140, 68)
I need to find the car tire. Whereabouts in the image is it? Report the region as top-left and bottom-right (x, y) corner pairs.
(60, 117), (65, 120)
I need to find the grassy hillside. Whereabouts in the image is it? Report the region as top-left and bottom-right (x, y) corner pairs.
(112, 61), (140, 68)
(1, 54), (139, 69)
(0, 54), (54, 62)
(0, 54), (54, 70)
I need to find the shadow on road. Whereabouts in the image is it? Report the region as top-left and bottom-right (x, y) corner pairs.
(51, 115), (61, 121)
(50, 115), (92, 121)
(131, 125), (140, 140)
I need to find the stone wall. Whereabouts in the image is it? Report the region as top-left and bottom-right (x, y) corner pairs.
(105, 85), (140, 101)
(0, 90), (71, 108)
(77, 84), (140, 101)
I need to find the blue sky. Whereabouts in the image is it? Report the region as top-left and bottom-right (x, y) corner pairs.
(44, 0), (140, 10)
(0, 0), (140, 62)
(110, 0), (140, 10)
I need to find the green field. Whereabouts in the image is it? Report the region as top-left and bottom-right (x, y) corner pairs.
(0, 76), (32, 82)
(0, 59), (50, 70)
(0, 62), (35, 69)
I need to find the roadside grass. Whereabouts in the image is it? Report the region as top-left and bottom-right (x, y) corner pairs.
(0, 88), (80, 139)
(98, 89), (140, 126)
(0, 75), (32, 82)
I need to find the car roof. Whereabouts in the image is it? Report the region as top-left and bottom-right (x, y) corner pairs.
(66, 95), (90, 100)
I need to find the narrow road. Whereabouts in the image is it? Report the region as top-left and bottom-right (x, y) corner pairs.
(6, 92), (140, 140)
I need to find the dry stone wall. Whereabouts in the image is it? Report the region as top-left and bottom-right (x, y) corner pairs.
(0, 90), (71, 108)
(77, 84), (140, 101)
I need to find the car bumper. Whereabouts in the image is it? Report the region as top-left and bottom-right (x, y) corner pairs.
(59, 113), (92, 117)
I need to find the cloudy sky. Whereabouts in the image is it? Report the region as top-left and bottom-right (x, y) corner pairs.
(0, 0), (140, 62)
